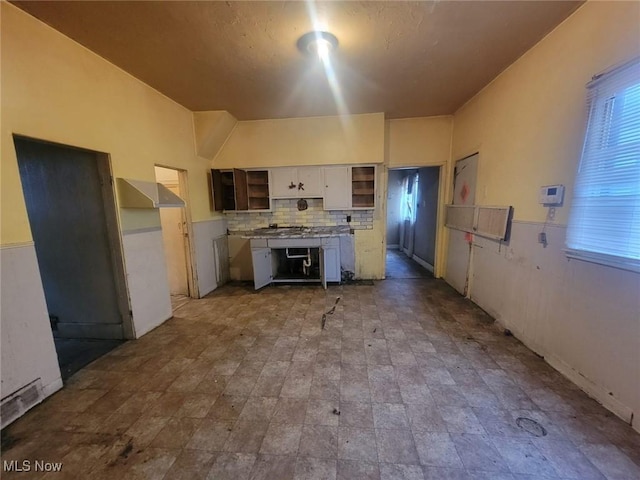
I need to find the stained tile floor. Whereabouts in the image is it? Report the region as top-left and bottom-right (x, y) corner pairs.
(2, 278), (639, 479)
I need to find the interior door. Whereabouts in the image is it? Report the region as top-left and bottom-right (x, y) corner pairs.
(252, 248), (272, 290)
(445, 153), (478, 295)
(14, 137), (126, 339)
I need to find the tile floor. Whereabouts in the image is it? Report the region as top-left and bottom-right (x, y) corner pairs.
(2, 278), (639, 479)
(385, 250), (431, 279)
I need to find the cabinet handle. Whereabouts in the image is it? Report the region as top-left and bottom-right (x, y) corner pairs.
(298, 182), (304, 191)
(288, 182), (296, 189)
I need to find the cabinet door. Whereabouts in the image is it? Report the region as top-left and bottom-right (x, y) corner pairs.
(320, 247), (327, 290)
(323, 166), (351, 210)
(271, 168), (299, 198)
(323, 246), (341, 282)
(297, 167), (323, 198)
(233, 169), (249, 211)
(252, 248), (272, 290)
(211, 169), (224, 212)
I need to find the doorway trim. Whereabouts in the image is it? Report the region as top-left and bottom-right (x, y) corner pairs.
(154, 164), (199, 299)
(383, 164), (446, 279)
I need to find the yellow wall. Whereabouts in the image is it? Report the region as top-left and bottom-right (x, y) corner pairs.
(452, 1), (640, 224)
(0, 3), (217, 244)
(213, 113), (385, 169)
(386, 116), (453, 168)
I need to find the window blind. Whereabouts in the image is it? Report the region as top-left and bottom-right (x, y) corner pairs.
(566, 58), (640, 272)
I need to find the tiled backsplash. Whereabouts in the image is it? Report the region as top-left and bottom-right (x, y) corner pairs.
(225, 198), (373, 231)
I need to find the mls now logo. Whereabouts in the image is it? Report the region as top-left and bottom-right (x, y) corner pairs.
(3, 460), (63, 472)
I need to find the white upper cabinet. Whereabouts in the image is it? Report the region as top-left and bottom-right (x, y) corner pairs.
(323, 166), (351, 210)
(271, 167), (299, 198)
(297, 167), (323, 198)
(271, 167), (323, 198)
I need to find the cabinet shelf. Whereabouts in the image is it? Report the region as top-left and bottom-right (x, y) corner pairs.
(351, 166), (375, 208)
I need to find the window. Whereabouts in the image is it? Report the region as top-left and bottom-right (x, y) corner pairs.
(566, 58), (640, 272)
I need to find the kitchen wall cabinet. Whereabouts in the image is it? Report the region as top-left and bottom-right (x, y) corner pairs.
(351, 166), (376, 208)
(323, 165), (376, 210)
(271, 167), (322, 198)
(323, 166), (351, 210)
(211, 168), (270, 211)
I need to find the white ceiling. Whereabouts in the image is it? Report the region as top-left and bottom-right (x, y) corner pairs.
(13, 1), (583, 120)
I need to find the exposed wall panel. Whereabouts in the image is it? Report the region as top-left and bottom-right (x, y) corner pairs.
(192, 218), (227, 297)
(121, 229), (172, 338)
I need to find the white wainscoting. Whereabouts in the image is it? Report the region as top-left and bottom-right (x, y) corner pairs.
(0, 243), (63, 428)
(446, 220), (640, 432)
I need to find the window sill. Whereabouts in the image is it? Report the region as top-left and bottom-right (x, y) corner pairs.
(564, 248), (640, 274)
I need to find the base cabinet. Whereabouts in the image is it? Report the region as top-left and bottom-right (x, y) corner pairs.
(251, 237), (341, 289)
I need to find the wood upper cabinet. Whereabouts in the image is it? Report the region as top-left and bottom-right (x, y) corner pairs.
(211, 168), (270, 211)
(351, 166), (375, 208)
(271, 167), (322, 198)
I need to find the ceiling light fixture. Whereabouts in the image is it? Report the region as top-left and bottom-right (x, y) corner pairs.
(297, 31), (338, 61)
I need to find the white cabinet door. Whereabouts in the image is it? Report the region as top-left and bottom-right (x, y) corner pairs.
(271, 168), (299, 198)
(252, 248), (272, 290)
(320, 247), (327, 290)
(323, 166), (351, 210)
(297, 167), (323, 198)
(323, 246), (341, 282)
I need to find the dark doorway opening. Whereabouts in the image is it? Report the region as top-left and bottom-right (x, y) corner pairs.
(14, 136), (131, 380)
(386, 167), (440, 279)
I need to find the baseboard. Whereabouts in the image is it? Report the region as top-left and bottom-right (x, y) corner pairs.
(412, 254), (434, 273)
(545, 353), (636, 432)
(493, 318), (637, 433)
(386, 244), (399, 250)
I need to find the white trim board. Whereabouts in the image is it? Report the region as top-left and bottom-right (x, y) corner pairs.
(412, 254), (434, 273)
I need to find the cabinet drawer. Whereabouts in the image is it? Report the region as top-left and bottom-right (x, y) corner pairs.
(250, 238), (268, 248)
(267, 238), (322, 248)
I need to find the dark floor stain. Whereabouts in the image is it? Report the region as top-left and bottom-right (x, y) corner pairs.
(119, 440), (133, 459)
(1, 430), (19, 451)
(516, 417), (547, 437)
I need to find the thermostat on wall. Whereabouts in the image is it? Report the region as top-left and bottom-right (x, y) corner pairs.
(539, 184), (564, 206)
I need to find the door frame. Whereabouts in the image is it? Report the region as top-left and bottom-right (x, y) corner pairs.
(13, 135), (135, 339)
(382, 164), (445, 279)
(155, 164), (199, 298)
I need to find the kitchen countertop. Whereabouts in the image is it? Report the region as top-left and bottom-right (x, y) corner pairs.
(232, 225), (352, 239)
